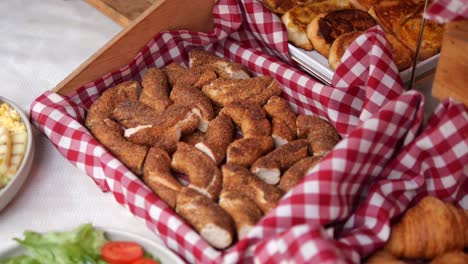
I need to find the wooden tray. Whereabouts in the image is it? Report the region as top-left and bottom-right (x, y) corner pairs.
(53, 0), (215, 96)
(85, 0), (156, 27)
(432, 20), (468, 107)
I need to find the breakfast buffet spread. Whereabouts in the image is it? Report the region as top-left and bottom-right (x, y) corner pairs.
(13, 0), (467, 263)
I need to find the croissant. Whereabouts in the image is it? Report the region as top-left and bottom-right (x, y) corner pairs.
(385, 196), (468, 259)
(365, 250), (404, 264)
(430, 251), (468, 264)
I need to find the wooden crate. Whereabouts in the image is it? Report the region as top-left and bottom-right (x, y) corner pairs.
(54, 0), (215, 95)
(85, 0), (157, 27)
(432, 20), (468, 107)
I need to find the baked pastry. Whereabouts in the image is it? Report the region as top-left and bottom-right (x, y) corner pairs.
(278, 155), (323, 192)
(195, 113), (234, 165)
(384, 32), (414, 71)
(368, 0), (421, 34)
(171, 142), (222, 200)
(385, 196), (468, 259)
(349, 0), (380, 11)
(90, 119), (148, 175)
(262, 0), (309, 14)
(263, 96), (297, 147)
(161, 62), (187, 87)
(398, 17), (444, 61)
(85, 81), (140, 129)
(307, 9), (377, 58)
(296, 114), (341, 156)
(365, 250), (405, 264)
(251, 139), (310, 185)
(328, 30), (363, 70)
(430, 251), (468, 264)
(226, 136), (275, 168)
(219, 191), (263, 239)
(222, 164), (284, 214)
(170, 83), (215, 132)
(221, 102), (272, 137)
(140, 67), (172, 112)
(189, 50), (251, 80)
(176, 187), (235, 249)
(202, 76), (282, 107)
(281, 0), (351, 50)
(143, 147), (182, 209)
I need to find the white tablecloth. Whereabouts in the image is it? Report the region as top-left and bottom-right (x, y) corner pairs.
(0, 0), (163, 250)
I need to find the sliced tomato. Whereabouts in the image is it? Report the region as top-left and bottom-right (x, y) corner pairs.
(101, 241), (144, 264)
(132, 258), (160, 264)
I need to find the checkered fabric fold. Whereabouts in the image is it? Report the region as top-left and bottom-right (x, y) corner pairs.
(30, 0), (468, 263)
(425, 0), (468, 23)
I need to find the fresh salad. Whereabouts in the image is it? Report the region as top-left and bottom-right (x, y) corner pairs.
(0, 224), (161, 264)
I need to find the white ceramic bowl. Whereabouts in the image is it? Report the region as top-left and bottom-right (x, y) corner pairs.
(0, 96), (34, 211)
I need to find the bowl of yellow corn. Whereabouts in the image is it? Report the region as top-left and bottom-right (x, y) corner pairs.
(0, 97), (34, 211)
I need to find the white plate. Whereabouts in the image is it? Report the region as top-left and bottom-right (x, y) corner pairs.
(0, 227), (185, 264)
(0, 96), (34, 212)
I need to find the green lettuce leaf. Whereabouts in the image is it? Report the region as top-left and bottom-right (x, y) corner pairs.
(0, 224), (108, 264)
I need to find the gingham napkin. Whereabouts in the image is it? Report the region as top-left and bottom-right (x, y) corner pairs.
(425, 0), (468, 23)
(30, 0), (468, 263)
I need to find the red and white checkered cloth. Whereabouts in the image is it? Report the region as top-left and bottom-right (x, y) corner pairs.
(30, 0), (468, 263)
(425, 0), (468, 23)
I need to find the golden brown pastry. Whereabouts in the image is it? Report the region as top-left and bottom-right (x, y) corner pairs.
(263, 96), (297, 147)
(222, 164), (283, 214)
(365, 250), (404, 264)
(251, 139), (310, 185)
(385, 32), (414, 71)
(349, 0), (380, 11)
(307, 9), (377, 58)
(278, 155), (323, 192)
(113, 101), (199, 134)
(90, 119), (148, 175)
(177, 65), (218, 89)
(397, 18), (444, 61)
(281, 0), (351, 50)
(170, 83), (215, 132)
(143, 147), (182, 209)
(296, 114), (341, 156)
(189, 50), (251, 79)
(124, 124), (181, 154)
(226, 136), (275, 168)
(171, 142), (222, 200)
(431, 251), (468, 264)
(195, 113), (234, 165)
(140, 67), (172, 112)
(176, 187), (235, 249)
(112, 100), (161, 128)
(202, 76), (282, 107)
(221, 101), (272, 137)
(85, 81), (140, 129)
(181, 130), (206, 146)
(385, 196), (467, 259)
(261, 0), (308, 14)
(161, 62), (187, 87)
(219, 191), (263, 239)
(328, 30), (363, 70)
(368, 0), (420, 34)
